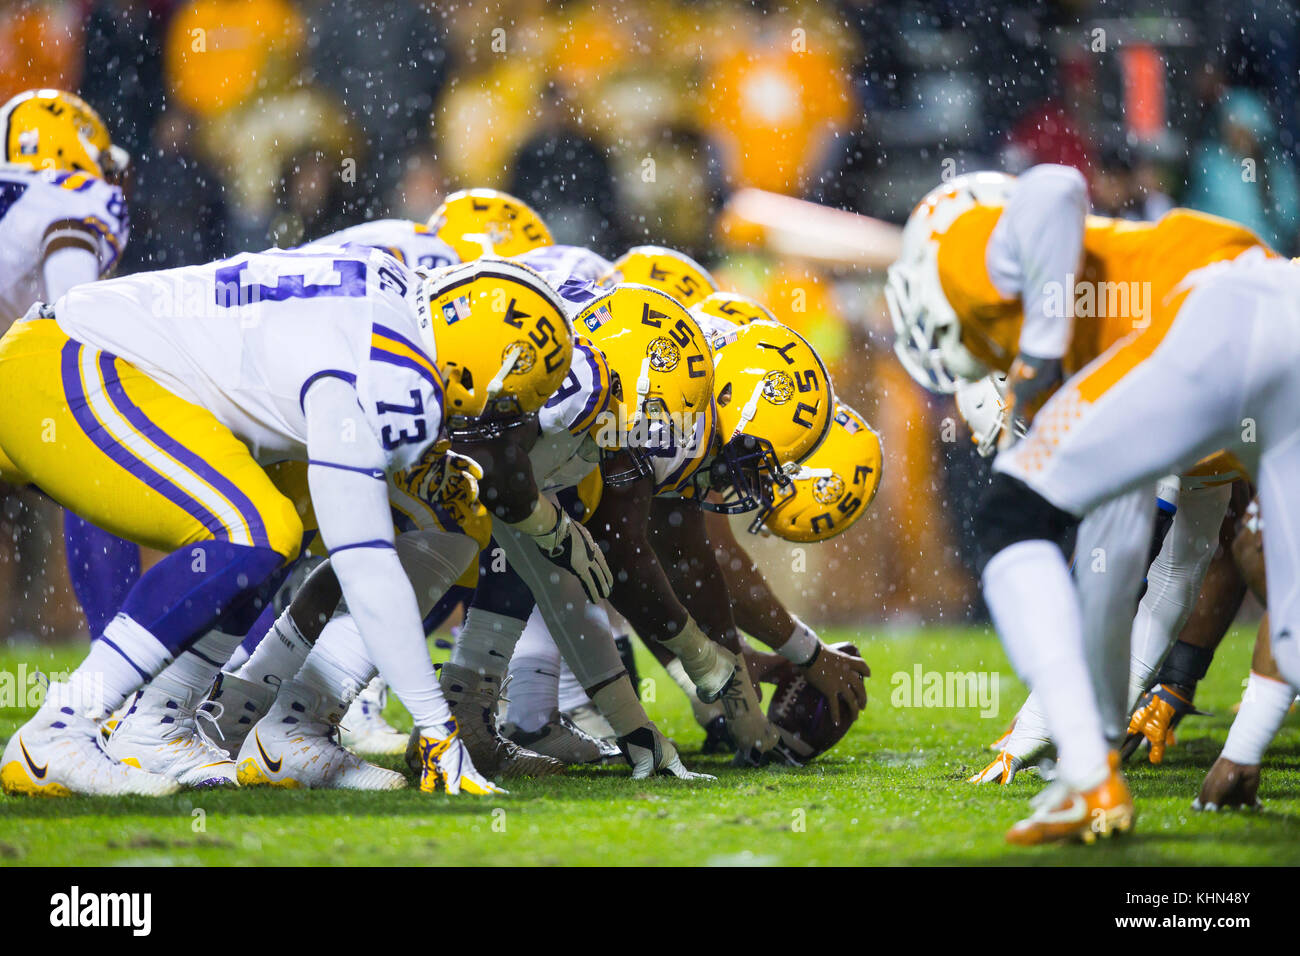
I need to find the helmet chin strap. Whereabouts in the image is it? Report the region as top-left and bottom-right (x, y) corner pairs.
(732, 380), (766, 440)
(485, 344), (522, 400)
(628, 356), (652, 430)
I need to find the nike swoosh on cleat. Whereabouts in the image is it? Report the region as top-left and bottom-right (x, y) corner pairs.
(19, 738), (47, 780)
(255, 732), (283, 773)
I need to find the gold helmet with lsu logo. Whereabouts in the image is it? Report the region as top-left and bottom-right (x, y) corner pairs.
(692, 290), (777, 327)
(762, 403), (883, 542)
(701, 320), (833, 518)
(575, 283), (713, 484)
(0, 89), (129, 182)
(427, 188), (553, 261)
(600, 246), (717, 307)
(415, 256), (574, 440)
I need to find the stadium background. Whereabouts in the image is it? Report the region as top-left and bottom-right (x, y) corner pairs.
(0, 0), (1293, 642)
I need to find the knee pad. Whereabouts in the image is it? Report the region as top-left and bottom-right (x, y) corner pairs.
(974, 474), (1078, 574)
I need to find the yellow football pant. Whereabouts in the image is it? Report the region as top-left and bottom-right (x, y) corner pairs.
(0, 318), (301, 561)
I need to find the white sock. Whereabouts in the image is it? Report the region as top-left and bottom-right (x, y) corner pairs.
(237, 611), (313, 690)
(1222, 672), (1296, 765)
(75, 614), (173, 718)
(295, 617), (378, 725)
(983, 540), (1109, 786)
(506, 657), (560, 732)
(451, 609), (526, 680)
(506, 608), (563, 731)
(558, 657), (590, 712)
(223, 644), (251, 673)
(157, 629), (245, 696)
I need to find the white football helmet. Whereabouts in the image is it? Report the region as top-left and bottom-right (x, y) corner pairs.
(885, 172), (1016, 394)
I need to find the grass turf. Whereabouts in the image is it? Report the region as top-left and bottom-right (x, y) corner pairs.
(2, 625), (1298, 866)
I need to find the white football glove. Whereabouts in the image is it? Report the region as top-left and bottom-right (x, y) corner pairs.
(617, 724), (715, 781)
(528, 508), (614, 603)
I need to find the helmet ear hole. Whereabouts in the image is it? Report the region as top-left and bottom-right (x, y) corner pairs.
(717, 382), (732, 407)
(459, 367), (474, 391)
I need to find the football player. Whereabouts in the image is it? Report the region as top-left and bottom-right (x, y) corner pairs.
(223, 257), (614, 789)
(888, 164), (1272, 842)
(0, 245), (498, 797)
(0, 89), (142, 652)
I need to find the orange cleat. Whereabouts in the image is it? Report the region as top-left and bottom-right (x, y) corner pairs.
(1006, 752), (1134, 846)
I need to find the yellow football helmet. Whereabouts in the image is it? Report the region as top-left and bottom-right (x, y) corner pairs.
(427, 189), (553, 261)
(0, 89), (129, 182)
(702, 319), (833, 516)
(576, 283), (713, 484)
(600, 246), (717, 307)
(691, 290), (777, 328)
(762, 403), (882, 542)
(415, 257), (574, 439)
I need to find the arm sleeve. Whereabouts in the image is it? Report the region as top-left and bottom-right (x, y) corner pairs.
(303, 377), (431, 700)
(986, 164), (1088, 360)
(39, 240), (101, 303)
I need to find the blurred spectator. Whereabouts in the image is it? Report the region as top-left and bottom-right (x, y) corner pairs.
(80, 0), (169, 161)
(300, 0), (449, 212)
(269, 146), (357, 247)
(507, 82), (627, 255)
(124, 109), (229, 270)
(1186, 88), (1300, 254)
(0, 0), (83, 102)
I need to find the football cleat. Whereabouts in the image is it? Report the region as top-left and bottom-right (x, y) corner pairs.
(968, 750), (1025, 785)
(616, 725), (715, 781)
(970, 718), (1051, 785)
(339, 677), (408, 756)
(104, 674), (236, 787)
(208, 671), (276, 758)
(562, 701), (618, 744)
(414, 720), (506, 795)
(1, 682), (178, 797)
(235, 681), (405, 791)
(1005, 753), (1134, 846)
(430, 663), (564, 779)
(1121, 682), (1205, 764)
(502, 710), (622, 765)
(1193, 756), (1262, 812)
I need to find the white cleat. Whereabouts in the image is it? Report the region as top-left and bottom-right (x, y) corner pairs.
(235, 680), (405, 791)
(2, 682), (179, 797)
(339, 677), (408, 756)
(208, 671), (276, 758)
(503, 709), (622, 765)
(105, 674), (237, 787)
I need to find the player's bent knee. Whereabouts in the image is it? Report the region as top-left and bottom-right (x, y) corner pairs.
(975, 474), (1078, 573)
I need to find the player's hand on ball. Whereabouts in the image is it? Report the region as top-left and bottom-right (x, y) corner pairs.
(800, 643), (869, 725)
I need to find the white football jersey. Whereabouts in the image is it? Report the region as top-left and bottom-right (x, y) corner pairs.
(533, 336), (614, 492)
(515, 244), (613, 318)
(306, 219), (459, 271)
(53, 246), (442, 472)
(0, 167), (128, 325)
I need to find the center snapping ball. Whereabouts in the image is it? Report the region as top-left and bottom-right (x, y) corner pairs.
(767, 642), (864, 759)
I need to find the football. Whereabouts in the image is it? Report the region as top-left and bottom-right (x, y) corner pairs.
(767, 642), (864, 759)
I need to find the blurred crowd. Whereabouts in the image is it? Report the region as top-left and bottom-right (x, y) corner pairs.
(1, 0), (1296, 638)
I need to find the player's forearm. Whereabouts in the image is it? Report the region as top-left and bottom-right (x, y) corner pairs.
(703, 511), (794, 648)
(649, 499), (742, 652)
(454, 428), (538, 524)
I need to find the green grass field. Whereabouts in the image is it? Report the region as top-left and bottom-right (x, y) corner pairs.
(2, 625), (1298, 866)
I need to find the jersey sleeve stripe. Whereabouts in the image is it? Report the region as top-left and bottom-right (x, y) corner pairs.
(329, 539), (397, 555)
(567, 340), (613, 436)
(370, 344), (442, 395)
(307, 459), (385, 479)
(298, 369), (358, 411)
